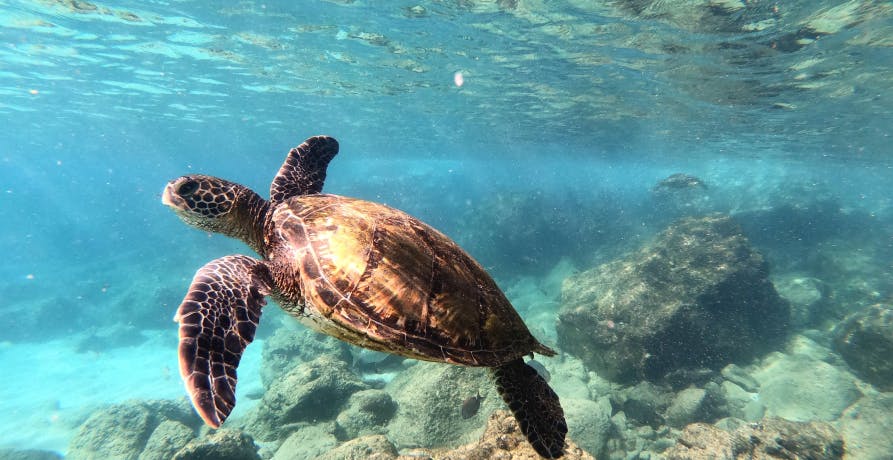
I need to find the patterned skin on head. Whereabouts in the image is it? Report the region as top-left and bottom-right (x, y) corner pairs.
(163, 175), (240, 224)
(163, 175), (270, 254)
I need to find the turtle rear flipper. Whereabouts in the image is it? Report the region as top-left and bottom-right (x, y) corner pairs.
(492, 359), (567, 458)
(175, 255), (272, 428)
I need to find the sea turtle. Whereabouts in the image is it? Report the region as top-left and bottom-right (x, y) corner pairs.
(162, 136), (568, 458)
(652, 173), (707, 193)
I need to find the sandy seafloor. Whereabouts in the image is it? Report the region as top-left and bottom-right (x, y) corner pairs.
(0, 331), (265, 453)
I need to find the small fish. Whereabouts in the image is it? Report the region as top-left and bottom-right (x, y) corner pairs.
(527, 359), (551, 382)
(461, 392), (484, 419)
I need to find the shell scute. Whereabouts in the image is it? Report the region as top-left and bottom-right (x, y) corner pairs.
(270, 194), (541, 366)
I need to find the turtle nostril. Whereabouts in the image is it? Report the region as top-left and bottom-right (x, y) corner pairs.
(178, 180), (200, 196)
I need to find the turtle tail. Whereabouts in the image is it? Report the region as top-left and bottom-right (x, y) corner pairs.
(492, 358), (567, 458)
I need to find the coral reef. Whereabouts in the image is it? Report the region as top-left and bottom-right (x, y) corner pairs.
(557, 214), (790, 384)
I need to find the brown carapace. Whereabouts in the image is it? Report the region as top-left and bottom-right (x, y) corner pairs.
(162, 136), (568, 458)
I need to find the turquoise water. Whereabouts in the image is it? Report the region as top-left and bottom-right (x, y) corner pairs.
(1, 0), (891, 458)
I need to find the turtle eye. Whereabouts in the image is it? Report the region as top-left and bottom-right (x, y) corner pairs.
(177, 180), (200, 196)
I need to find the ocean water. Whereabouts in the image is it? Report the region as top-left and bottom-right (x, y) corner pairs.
(1, 0), (891, 458)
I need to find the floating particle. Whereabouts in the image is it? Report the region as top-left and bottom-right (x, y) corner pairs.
(454, 71), (464, 87)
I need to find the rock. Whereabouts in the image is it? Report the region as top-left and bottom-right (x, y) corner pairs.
(350, 348), (405, 382)
(665, 387), (721, 428)
(786, 334), (840, 365)
(270, 423), (338, 460)
(260, 325), (352, 388)
(385, 362), (496, 450)
(721, 381), (763, 422)
(618, 381), (673, 428)
(172, 429), (260, 460)
(610, 410), (629, 434)
(587, 369), (616, 399)
(563, 397), (613, 458)
(773, 274), (829, 328)
(837, 392), (893, 460)
(244, 354), (367, 440)
(459, 188), (628, 274)
(142, 399), (199, 428)
(334, 389), (397, 440)
(411, 410), (596, 459)
(832, 304), (893, 390)
(664, 418), (843, 459)
(0, 449), (62, 460)
(721, 363), (759, 392)
(650, 173), (712, 218)
(318, 435), (398, 460)
(67, 403), (157, 460)
(548, 357), (592, 400)
(138, 420), (195, 460)
(713, 417), (747, 431)
(67, 399), (200, 460)
(754, 353), (861, 421)
(551, 376), (589, 399)
(557, 214), (790, 384)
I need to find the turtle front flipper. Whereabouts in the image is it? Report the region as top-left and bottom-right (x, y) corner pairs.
(270, 135), (339, 203)
(492, 359), (567, 458)
(175, 255), (272, 428)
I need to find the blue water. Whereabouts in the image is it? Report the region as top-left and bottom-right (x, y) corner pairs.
(1, 0), (891, 457)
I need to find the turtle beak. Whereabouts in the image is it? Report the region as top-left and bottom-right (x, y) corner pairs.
(161, 182), (184, 209)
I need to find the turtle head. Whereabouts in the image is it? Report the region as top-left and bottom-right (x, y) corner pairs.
(163, 175), (269, 252)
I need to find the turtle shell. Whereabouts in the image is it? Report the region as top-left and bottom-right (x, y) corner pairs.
(266, 194), (551, 367)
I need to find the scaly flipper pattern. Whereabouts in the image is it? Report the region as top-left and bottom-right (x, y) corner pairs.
(493, 358), (568, 458)
(270, 135), (339, 203)
(175, 255), (271, 427)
